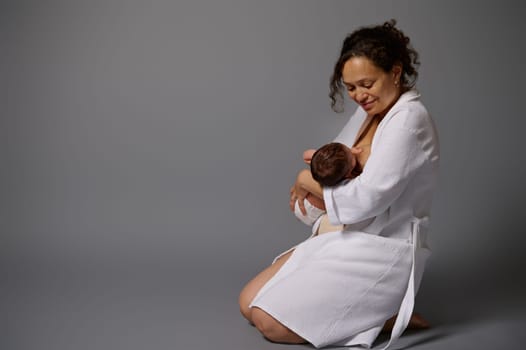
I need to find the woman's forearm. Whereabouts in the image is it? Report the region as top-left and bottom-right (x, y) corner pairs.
(290, 169), (324, 214)
(297, 169), (323, 199)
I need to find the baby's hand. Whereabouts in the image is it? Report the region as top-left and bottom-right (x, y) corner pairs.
(302, 149), (317, 164)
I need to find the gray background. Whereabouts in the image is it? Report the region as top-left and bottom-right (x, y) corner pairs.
(2, 0), (525, 349)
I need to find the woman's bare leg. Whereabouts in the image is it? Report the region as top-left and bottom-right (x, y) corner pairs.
(238, 250), (294, 324)
(238, 250), (307, 344)
(251, 307), (307, 344)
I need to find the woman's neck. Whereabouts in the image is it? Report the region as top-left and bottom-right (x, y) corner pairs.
(376, 88), (404, 119)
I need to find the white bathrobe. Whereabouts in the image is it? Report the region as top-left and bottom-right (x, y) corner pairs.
(250, 90), (439, 349)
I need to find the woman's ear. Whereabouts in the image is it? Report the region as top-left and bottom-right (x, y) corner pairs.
(392, 64), (402, 82)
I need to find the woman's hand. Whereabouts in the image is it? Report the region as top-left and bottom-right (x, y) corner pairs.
(289, 184), (309, 215)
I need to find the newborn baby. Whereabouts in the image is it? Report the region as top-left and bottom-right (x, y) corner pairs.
(294, 142), (362, 232)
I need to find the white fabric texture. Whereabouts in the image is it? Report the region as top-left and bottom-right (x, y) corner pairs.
(294, 199), (326, 226)
(250, 90), (439, 348)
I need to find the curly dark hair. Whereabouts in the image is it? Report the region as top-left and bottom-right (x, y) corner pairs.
(329, 19), (420, 112)
(310, 142), (352, 187)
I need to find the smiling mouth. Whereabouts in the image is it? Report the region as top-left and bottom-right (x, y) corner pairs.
(361, 101), (375, 109)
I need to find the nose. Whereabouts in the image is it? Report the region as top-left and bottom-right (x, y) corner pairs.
(356, 91), (368, 103)
(349, 88), (368, 103)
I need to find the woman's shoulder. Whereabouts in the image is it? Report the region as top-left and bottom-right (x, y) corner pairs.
(382, 90), (439, 161)
(385, 90), (434, 133)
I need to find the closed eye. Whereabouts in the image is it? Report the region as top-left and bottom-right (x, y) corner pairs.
(360, 80), (374, 88)
(343, 80), (374, 91)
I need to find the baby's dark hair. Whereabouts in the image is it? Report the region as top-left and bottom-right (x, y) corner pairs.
(311, 142), (352, 187)
(329, 19), (420, 112)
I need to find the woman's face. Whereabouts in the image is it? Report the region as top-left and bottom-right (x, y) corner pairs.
(341, 56), (402, 117)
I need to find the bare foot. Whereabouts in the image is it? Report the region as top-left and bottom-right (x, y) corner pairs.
(407, 313), (431, 329)
(382, 313), (430, 333)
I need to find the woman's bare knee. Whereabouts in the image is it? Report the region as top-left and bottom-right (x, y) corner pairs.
(251, 308), (284, 340)
(238, 251), (295, 324)
(238, 287), (253, 322)
(251, 307), (306, 344)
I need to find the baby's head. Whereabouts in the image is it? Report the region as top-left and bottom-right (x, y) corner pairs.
(310, 142), (356, 187)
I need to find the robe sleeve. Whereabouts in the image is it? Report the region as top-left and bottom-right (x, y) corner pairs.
(323, 108), (428, 225)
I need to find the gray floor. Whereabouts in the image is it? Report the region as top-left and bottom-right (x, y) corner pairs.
(5, 262), (526, 350)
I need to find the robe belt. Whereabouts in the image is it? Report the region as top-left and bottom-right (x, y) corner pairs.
(379, 216), (429, 350)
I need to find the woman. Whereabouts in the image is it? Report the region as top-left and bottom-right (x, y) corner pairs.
(239, 20), (439, 349)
